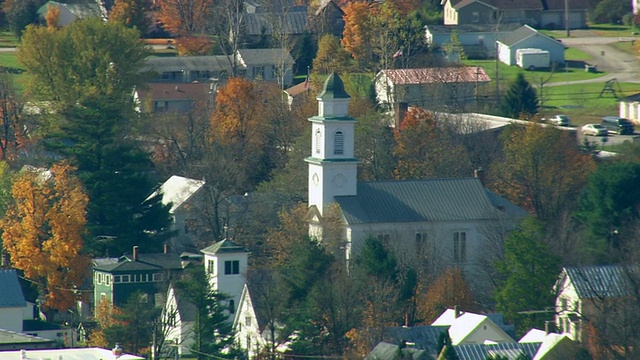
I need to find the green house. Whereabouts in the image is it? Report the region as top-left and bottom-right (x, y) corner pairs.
(93, 246), (185, 308)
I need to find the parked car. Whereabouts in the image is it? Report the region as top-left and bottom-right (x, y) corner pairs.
(602, 116), (635, 135)
(548, 114), (570, 126)
(582, 124), (608, 136)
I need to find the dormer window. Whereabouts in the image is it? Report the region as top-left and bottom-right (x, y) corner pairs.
(334, 131), (344, 155)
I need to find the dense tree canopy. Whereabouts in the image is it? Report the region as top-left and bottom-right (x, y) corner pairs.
(492, 123), (595, 224)
(50, 95), (172, 256)
(577, 161), (640, 263)
(495, 217), (560, 335)
(17, 18), (150, 106)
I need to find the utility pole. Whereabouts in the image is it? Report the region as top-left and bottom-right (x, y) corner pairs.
(565, 0), (570, 37)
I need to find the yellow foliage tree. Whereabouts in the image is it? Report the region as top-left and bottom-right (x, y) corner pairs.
(88, 298), (125, 348)
(1, 162), (89, 311)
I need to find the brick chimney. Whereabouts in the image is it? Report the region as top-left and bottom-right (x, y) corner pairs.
(394, 101), (409, 128)
(545, 321), (554, 335)
(474, 168), (486, 186)
(112, 343), (123, 358)
(454, 305), (460, 319)
(132, 246), (139, 261)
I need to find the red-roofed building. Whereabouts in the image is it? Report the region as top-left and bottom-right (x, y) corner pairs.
(374, 67), (490, 112)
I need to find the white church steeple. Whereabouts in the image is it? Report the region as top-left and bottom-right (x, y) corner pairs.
(306, 73), (358, 216)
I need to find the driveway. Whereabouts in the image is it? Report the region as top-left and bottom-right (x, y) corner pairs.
(547, 30), (640, 86)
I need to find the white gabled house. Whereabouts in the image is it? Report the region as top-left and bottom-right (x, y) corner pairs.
(163, 285), (197, 357)
(149, 175), (205, 252)
(497, 25), (565, 66)
(163, 239), (249, 357)
(432, 308), (515, 345)
(233, 283), (268, 358)
(554, 265), (639, 343)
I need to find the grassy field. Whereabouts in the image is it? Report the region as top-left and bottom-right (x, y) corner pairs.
(541, 24), (640, 38)
(537, 82), (640, 125)
(609, 41), (638, 56)
(463, 45), (603, 87)
(0, 31), (19, 48)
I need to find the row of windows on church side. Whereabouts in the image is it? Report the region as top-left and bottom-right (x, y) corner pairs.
(377, 231), (467, 263)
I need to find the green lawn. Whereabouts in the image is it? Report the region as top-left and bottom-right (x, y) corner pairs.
(541, 24), (640, 39)
(538, 82), (640, 125)
(609, 41), (638, 56)
(0, 31), (19, 48)
(0, 52), (24, 70)
(587, 24), (640, 37)
(464, 56), (604, 87)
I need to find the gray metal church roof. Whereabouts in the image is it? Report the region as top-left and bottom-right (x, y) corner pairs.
(335, 178), (503, 225)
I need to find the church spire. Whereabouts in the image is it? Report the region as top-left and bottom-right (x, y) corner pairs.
(306, 73), (358, 217)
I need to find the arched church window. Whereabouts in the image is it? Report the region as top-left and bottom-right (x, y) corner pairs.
(334, 131), (344, 155)
(315, 129), (322, 154)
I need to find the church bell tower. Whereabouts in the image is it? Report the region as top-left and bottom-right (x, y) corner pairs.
(305, 73), (358, 217)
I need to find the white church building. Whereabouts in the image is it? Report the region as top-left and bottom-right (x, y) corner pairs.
(306, 73), (526, 275)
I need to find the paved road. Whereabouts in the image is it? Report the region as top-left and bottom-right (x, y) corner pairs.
(547, 30), (640, 86)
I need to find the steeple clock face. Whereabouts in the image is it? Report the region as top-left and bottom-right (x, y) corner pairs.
(312, 173), (320, 187)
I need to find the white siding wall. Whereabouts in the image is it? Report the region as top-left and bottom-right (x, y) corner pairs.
(0, 307), (23, 332)
(454, 320), (515, 345)
(235, 289), (266, 358)
(346, 218), (498, 285)
(206, 251), (248, 315)
(620, 101), (640, 123)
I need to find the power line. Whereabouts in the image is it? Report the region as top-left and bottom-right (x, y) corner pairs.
(17, 274), (93, 294)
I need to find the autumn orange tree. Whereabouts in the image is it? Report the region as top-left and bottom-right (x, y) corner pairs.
(341, 1), (375, 69)
(44, 3), (60, 28)
(393, 107), (471, 179)
(1, 162), (89, 311)
(212, 77), (264, 147)
(176, 36), (215, 56)
(156, 0), (214, 36)
(109, 0), (152, 33)
(416, 268), (479, 324)
(491, 123), (596, 223)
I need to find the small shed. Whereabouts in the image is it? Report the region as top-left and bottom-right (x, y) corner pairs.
(619, 92), (640, 123)
(497, 25), (565, 66)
